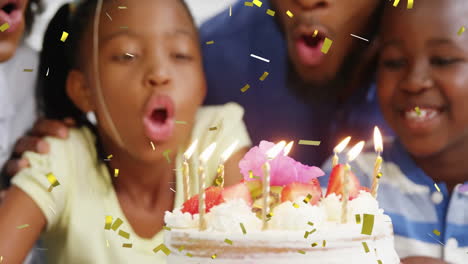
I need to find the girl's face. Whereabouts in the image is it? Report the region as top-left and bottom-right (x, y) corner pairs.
(76, 0), (205, 162)
(377, 1), (468, 158)
(0, 0), (29, 62)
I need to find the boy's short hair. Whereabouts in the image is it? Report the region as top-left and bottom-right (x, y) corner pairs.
(25, 0), (43, 35)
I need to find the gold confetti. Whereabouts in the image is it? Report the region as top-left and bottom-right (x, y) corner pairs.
(298, 250), (306, 254)
(23, 69), (33, 72)
(224, 238), (233, 245)
(313, 30), (318, 37)
(253, 0), (263, 7)
(241, 84), (251, 93)
(240, 223), (247, 234)
(118, 230), (130, 239)
(150, 141), (156, 151)
(355, 214), (361, 224)
(311, 242), (318, 247)
(308, 221), (314, 226)
(0, 22), (10, 32)
(114, 168), (119, 177)
(104, 215), (113, 230)
(211, 254), (217, 259)
(120, 26), (128, 29)
(393, 0), (401, 7)
(377, 172), (382, 179)
(266, 9), (275, 16)
(163, 226), (172, 231)
(458, 26), (465, 36)
(322, 240), (326, 247)
(362, 242), (370, 253)
(361, 214), (375, 235)
(178, 245), (185, 252)
(321, 38), (333, 54)
(105, 12), (112, 21)
(17, 224), (29, 229)
(377, 260), (383, 264)
(111, 218), (123, 231)
(407, 0), (414, 9)
(46, 172), (60, 192)
(303, 194), (312, 203)
(175, 120), (187, 124)
(309, 228), (317, 234)
(229, 5), (232, 16)
(434, 183), (441, 192)
(118, 6), (127, 9)
(60, 31), (69, 42)
(206, 40), (215, 45)
(153, 243), (171, 256)
(122, 243), (132, 248)
(293, 203), (299, 208)
(304, 231), (310, 239)
(244, 1), (253, 7)
(286, 10), (294, 17)
(163, 149), (172, 163)
(267, 212), (274, 218)
(209, 126), (218, 131)
(107, 154), (113, 160)
(298, 140), (321, 146)
(249, 170), (254, 178)
(259, 71), (269, 81)
(186, 253), (193, 257)
(415, 106), (421, 116)
(433, 229), (441, 236)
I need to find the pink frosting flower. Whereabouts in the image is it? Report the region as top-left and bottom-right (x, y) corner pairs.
(239, 140), (324, 186)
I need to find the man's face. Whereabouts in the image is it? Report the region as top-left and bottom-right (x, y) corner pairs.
(271, 0), (379, 86)
(0, 0), (29, 62)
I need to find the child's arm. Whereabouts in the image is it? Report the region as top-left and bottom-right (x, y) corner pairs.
(0, 186), (46, 263)
(223, 147), (249, 187)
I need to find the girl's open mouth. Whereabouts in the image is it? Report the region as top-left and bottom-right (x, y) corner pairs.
(0, 0), (24, 33)
(143, 95), (175, 142)
(294, 29), (327, 67)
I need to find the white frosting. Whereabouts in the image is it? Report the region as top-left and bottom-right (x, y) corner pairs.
(321, 191), (384, 223)
(205, 199), (262, 233)
(320, 193), (342, 222)
(269, 198), (326, 230)
(164, 208), (198, 229)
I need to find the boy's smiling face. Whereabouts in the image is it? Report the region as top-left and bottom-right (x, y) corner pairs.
(377, 0), (468, 158)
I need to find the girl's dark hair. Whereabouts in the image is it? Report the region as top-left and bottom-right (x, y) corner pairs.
(25, 0), (44, 35)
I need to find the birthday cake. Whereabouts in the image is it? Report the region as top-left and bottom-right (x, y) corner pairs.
(163, 141), (400, 264)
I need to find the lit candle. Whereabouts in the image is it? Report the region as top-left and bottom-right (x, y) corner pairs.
(215, 140), (239, 188)
(262, 141), (286, 230)
(332, 137), (352, 168)
(371, 127), (383, 198)
(182, 139), (198, 201)
(341, 141), (365, 223)
(198, 143), (217, 231)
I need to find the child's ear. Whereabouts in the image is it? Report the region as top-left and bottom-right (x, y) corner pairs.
(66, 70), (93, 113)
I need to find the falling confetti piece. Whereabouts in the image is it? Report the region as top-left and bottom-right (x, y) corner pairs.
(224, 238), (233, 245)
(253, 0), (262, 7)
(107, 154), (113, 160)
(362, 242), (370, 253)
(111, 218), (123, 231)
(114, 168), (119, 177)
(120, 26), (128, 29)
(240, 223), (247, 234)
(458, 26), (465, 36)
(150, 141), (156, 151)
(350, 34), (369, 42)
(393, 0), (401, 7)
(169, 187), (176, 193)
(206, 40), (215, 45)
(355, 214), (361, 224)
(377, 260), (383, 264)
(46, 172), (60, 192)
(60, 31), (69, 42)
(267, 212), (274, 218)
(286, 10), (294, 17)
(175, 120), (187, 124)
(211, 254), (217, 259)
(122, 243), (132, 248)
(178, 246), (185, 252)
(104, 215), (113, 230)
(415, 106), (421, 116)
(250, 54), (270, 63)
(434, 183), (441, 192)
(433, 229), (441, 236)
(209, 126), (218, 131)
(229, 5), (232, 16)
(0, 22), (10, 32)
(153, 243), (171, 256)
(361, 214), (375, 235)
(266, 9), (275, 16)
(293, 203), (299, 208)
(304, 231), (310, 238)
(303, 194), (312, 203)
(309, 229), (317, 235)
(118, 230), (130, 239)
(23, 69), (33, 72)
(377, 172), (382, 179)
(407, 0), (414, 9)
(186, 253), (193, 257)
(244, 1), (253, 7)
(163, 149), (172, 163)
(298, 140), (321, 146)
(298, 250), (306, 254)
(322, 240), (326, 247)
(241, 84), (251, 93)
(311, 242), (318, 247)
(321, 38), (333, 54)
(17, 224), (29, 229)
(46, 67), (49, 76)
(308, 221), (314, 226)
(105, 12), (112, 21)
(259, 71), (269, 81)
(118, 6), (127, 9)
(163, 226), (172, 231)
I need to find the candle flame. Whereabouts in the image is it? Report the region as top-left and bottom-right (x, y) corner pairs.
(184, 139), (199, 160)
(221, 140), (239, 162)
(200, 143), (217, 162)
(347, 141), (365, 162)
(266, 141), (286, 159)
(373, 126), (383, 153)
(283, 141), (294, 156)
(334, 136), (351, 153)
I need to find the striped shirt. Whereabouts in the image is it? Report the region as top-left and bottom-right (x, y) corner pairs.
(321, 139), (468, 263)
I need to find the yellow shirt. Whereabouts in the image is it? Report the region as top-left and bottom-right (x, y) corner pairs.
(12, 103), (251, 264)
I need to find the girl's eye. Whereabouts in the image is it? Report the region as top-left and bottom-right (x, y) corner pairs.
(430, 56), (461, 67)
(381, 58), (406, 70)
(173, 52), (193, 61)
(113, 53), (137, 62)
